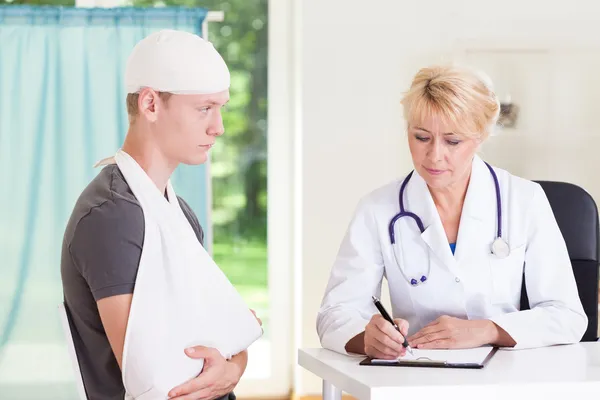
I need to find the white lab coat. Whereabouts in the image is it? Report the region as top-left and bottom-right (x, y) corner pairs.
(317, 155), (587, 354)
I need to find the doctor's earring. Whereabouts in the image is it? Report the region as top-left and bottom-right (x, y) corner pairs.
(410, 275), (428, 286)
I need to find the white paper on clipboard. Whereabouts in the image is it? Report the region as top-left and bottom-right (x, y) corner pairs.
(371, 346), (495, 365)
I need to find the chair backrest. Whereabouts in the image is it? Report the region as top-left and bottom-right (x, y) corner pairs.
(520, 181), (599, 342)
(58, 302), (88, 400)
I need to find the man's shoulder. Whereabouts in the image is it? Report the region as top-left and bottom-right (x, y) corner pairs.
(83, 163), (141, 211)
(64, 163), (205, 246)
(65, 164), (144, 245)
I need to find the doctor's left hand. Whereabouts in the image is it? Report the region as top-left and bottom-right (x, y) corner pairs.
(168, 346), (243, 400)
(407, 315), (498, 349)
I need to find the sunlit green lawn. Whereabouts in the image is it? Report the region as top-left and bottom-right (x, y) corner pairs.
(212, 240), (269, 337)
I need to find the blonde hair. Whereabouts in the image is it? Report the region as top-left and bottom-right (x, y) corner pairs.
(400, 65), (500, 140)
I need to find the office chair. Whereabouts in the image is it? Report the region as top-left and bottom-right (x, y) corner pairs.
(520, 181), (600, 342)
(58, 302), (88, 400)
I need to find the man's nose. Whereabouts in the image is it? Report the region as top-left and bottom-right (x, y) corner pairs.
(207, 111), (224, 136)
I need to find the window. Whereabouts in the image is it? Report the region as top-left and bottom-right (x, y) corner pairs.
(0, 0), (292, 397)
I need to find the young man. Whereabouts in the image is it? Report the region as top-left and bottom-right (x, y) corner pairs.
(60, 29), (255, 400)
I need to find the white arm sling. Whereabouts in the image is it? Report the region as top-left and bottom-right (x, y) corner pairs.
(96, 150), (263, 399)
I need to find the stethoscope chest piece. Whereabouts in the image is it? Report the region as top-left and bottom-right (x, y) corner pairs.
(491, 237), (510, 259)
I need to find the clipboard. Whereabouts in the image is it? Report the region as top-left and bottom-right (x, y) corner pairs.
(359, 347), (498, 369)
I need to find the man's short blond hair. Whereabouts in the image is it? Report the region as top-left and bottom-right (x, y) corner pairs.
(400, 65), (500, 140)
(126, 92), (173, 122)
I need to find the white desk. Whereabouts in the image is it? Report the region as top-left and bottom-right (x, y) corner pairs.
(298, 343), (600, 400)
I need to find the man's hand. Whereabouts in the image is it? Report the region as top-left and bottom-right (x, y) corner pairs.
(168, 346), (245, 400)
(407, 316), (507, 349)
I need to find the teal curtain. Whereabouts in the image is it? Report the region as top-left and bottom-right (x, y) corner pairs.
(0, 6), (210, 399)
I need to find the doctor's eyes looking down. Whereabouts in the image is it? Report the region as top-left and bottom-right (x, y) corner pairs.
(411, 128), (463, 147)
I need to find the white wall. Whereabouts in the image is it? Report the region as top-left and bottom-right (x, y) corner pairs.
(296, 0), (600, 394)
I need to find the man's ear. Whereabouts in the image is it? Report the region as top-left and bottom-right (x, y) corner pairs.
(138, 88), (160, 123)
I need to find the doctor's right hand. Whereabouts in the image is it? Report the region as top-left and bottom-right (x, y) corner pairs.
(364, 314), (409, 359)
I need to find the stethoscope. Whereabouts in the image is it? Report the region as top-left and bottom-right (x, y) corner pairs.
(388, 162), (510, 286)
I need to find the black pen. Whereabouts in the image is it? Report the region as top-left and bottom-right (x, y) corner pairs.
(372, 296), (413, 355)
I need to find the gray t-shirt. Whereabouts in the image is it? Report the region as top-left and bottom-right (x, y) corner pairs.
(61, 164), (234, 400)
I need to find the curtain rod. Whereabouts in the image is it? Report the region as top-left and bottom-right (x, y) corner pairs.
(203, 10), (224, 40)
(206, 11), (223, 22)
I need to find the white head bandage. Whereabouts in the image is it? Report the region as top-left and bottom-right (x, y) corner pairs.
(124, 29), (230, 95)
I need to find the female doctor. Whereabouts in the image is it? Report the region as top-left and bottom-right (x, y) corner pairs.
(316, 65), (588, 360)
